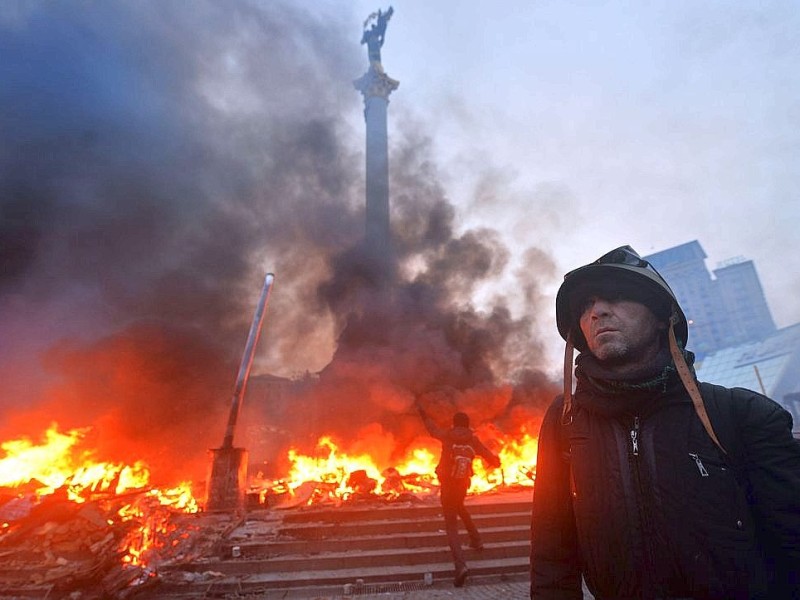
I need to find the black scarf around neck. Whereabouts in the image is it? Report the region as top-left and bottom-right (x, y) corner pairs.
(575, 347), (695, 400)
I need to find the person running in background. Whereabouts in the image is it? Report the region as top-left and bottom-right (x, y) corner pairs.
(416, 401), (501, 588)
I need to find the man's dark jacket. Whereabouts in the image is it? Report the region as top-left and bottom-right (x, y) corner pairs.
(530, 356), (800, 600)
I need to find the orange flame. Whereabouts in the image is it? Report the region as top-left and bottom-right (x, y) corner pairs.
(0, 423), (199, 568)
(0, 424), (153, 499)
(265, 428), (537, 505)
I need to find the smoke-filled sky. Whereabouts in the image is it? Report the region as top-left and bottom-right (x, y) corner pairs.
(1, 1), (798, 478)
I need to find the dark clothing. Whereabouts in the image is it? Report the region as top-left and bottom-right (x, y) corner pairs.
(441, 476), (480, 570)
(530, 354), (800, 600)
(421, 413), (500, 570)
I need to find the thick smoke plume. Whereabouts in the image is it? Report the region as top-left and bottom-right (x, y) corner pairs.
(249, 126), (559, 473)
(0, 1), (557, 483)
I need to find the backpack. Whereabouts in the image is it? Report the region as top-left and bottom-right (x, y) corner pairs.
(450, 443), (476, 479)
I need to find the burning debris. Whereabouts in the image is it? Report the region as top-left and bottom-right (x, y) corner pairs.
(248, 428), (540, 511)
(0, 425), (209, 598)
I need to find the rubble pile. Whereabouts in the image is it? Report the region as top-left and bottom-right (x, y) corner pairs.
(0, 488), (231, 600)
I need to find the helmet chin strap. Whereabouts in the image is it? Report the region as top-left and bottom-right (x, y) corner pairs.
(667, 318), (727, 454)
(562, 321), (726, 454)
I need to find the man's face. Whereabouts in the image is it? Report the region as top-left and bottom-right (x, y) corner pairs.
(579, 296), (666, 364)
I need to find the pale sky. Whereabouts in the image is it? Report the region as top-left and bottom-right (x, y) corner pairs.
(340, 0), (800, 337)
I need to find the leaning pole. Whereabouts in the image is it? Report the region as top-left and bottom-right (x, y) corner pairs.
(206, 272), (276, 512)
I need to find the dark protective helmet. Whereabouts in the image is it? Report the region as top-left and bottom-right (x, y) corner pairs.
(555, 245), (688, 352)
(453, 412), (470, 428)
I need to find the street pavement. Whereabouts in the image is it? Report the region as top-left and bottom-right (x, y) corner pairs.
(338, 577), (530, 599)
(271, 573), (594, 600)
(242, 574), (530, 599)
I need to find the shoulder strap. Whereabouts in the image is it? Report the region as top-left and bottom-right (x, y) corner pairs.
(557, 396), (572, 460)
(558, 400), (578, 499)
(698, 382), (743, 469)
(669, 323), (727, 453)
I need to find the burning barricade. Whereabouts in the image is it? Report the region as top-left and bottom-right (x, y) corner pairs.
(249, 430), (538, 509)
(0, 418), (539, 598)
(0, 424), (211, 599)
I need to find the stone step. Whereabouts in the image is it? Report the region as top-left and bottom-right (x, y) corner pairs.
(143, 491), (535, 598)
(166, 538), (530, 575)
(155, 555), (530, 595)
(276, 510), (530, 540)
(225, 523), (528, 557)
(278, 496), (531, 524)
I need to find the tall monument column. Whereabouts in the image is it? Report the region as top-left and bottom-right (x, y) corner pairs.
(353, 7), (398, 261)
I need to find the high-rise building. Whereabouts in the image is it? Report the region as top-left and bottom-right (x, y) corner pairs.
(713, 258), (776, 345)
(645, 241), (721, 356)
(644, 240), (775, 358)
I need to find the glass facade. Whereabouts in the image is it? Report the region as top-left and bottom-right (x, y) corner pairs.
(644, 241), (776, 358)
(695, 323), (800, 420)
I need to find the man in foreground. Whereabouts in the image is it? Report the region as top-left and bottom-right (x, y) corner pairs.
(530, 245), (800, 599)
(417, 403), (501, 588)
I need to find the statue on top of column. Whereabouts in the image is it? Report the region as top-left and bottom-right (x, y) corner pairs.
(361, 6), (394, 71)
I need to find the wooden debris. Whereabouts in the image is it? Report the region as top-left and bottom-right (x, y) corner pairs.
(0, 490), (234, 600)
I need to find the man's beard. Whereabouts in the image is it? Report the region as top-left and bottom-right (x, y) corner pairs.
(591, 332), (669, 376)
(592, 339), (632, 365)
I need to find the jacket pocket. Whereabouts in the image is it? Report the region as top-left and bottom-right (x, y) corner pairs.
(687, 452), (755, 549)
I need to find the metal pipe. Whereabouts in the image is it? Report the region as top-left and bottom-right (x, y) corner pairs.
(753, 364), (766, 396)
(221, 272), (275, 449)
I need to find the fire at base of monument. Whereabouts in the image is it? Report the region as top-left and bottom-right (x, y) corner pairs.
(237, 232), (558, 508)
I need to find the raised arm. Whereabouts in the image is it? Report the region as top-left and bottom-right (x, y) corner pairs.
(416, 401), (447, 440)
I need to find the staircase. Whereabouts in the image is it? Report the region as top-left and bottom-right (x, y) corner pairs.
(145, 489), (533, 598)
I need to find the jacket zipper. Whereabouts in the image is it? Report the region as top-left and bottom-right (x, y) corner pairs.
(689, 453), (709, 477)
(630, 416), (639, 456)
(628, 414), (656, 595)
